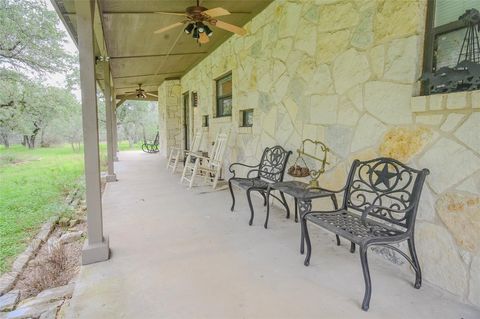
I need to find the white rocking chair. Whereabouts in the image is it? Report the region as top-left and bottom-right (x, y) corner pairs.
(181, 130), (230, 189)
(166, 129), (203, 174)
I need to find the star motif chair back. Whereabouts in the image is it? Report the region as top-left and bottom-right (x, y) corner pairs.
(344, 157), (429, 229)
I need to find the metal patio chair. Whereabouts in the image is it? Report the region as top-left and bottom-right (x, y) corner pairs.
(228, 145), (292, 226)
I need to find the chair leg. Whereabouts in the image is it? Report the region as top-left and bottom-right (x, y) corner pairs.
(246, 188), (255, 226)
(359, 246), (372, 311)
(294, 198), (298, 223)
(212, 167), (220, 190)
(350, 242), (356, 253)
(336, 235), (341, 246)
(167, 149), (173, 168)
(189, 160), (199, 188)
(279, 192), (290, 219)
(180, 161), (188, 184)
(172, 152), (179, 174)
(260, 192), (267, 206)
(408, 237), (422, 289)
(264, 190), (270, 229)
(228, 180), (236, 212)
(302, 217), (312, 266)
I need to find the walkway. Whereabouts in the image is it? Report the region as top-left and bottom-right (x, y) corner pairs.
(65, 151), (479, 319)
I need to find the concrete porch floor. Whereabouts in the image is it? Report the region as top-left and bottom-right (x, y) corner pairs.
(66, 151), (479, 319)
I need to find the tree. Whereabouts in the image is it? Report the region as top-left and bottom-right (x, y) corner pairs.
(116, 101), (158, 149)
(0, 0), (70, 75)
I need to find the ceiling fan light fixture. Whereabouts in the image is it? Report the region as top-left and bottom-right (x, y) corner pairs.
(184, 23), (195, 34)
(192, 27), (200, 39)
(203, 25), (213, 37)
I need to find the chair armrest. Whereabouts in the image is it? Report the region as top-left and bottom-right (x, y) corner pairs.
(361, 205), (414, 226)
(228, 162), (260, 178)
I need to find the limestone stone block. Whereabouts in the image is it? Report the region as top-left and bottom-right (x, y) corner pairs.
(272, 38), (293, 62)
(276, 112), (295, 145)
(337, 97), (360, 127)
(263, 107), (277, 137)
(302, 124), (317, 141)
(317, 161), (348, 191)
(351, 114), (387, 152)
(417, 185), (436, 221)
(19, 284), (74, 309)
(310, 95), (338, 125)
(369, 45), (385, 79)
(0, 290), (20, 312)
(469, 256), (480, 306)
(58, 231), (84, 245)
(278, 2), (302, 38)
(347, 85), (364, 111)
(375, 0), (419, 42)
(294, 19), (317, 57)
(416, 222), (468, 297)
(416, 114), (444, 126)
(418, 137), (480, 194)
(318, 2), (359, 32)
(454, 112), (480, 154)
(456, 173), (480, 195)
(350, 2), (375, 49)
(436, 192), (480, 253)
(472, 91), (480, 108)
(272, 74), (290, 104)
(325, 125), (353, 158)
(446, 92), (468, 109)
(411, 96), (427, 112)
(333, 49), (371, 94)
(297, 57), (317, 83)
(440, 113), (465, 132)
(379, 126), (433, 162)
(305, 64), (333, 95)
(384, 36), (418, 83)
(2, 300), (63, 319)
(315, 30), (350, 64)
(429, 93), (444, 110)
(350, 147), (379, 162)
(364, 81), (413, 124)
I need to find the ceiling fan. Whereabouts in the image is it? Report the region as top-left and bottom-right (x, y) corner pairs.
(153, 0), (247, 44)
(124, 84), (158, 99)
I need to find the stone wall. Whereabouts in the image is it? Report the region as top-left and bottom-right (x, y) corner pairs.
(178, 0), (480, 307)
(158, 80), (182, 157)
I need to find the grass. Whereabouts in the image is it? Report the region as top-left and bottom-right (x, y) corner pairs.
(0, 141), (139, 273)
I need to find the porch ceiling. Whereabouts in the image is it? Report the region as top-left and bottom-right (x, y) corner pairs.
(53, 0), (273, 100)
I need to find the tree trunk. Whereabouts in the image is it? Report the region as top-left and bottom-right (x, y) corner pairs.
(0, 132), (9, 148)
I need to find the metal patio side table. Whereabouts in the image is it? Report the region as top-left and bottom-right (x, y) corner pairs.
(266, 181), (339, 254)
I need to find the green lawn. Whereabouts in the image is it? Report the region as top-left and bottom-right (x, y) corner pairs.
(0, 141), (138, 273)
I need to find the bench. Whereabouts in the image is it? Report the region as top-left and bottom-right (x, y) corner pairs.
(301, 157), (429, 311)
(228, 146), (292, 226)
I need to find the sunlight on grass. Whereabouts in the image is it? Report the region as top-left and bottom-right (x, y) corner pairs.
(0, 141), (139, 273)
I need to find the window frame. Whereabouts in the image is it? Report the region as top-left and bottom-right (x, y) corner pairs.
(202, 115), (209, 128)
(240, 109), (254, 127)
(422, 0), (476, 95)
(215, 72), (233, 118)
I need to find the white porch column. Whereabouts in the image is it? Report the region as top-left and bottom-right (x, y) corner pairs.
(104, 62), (117, 182)
(112, 94), (119, 161)
(76, 0), (109, 265)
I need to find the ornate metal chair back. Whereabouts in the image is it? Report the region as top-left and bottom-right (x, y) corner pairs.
(343, 158), (429, 229)
(257, 146), (292, 183)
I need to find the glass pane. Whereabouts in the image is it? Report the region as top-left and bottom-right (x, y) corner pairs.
(244, 110), (253, 127)
(217, 74), (232, 97)
(220, 97), (232, 116)
(435, 0), (480, 26)
(436, 28), (466, 69)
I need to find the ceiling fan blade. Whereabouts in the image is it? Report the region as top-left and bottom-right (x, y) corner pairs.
(210, 20), (246, 36)
(155, 11), (187, 16)
(154, 22), (185, 34)
(146, 93), (159, 98)
(199, 32), (210, 44)
(202, 7), (230, 17)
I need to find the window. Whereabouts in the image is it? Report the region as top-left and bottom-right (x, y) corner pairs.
(422, 0), (480, 94)
(240, 109), (254, 127)
(202, 115), (209, 127)
(216, 72), (232, 117)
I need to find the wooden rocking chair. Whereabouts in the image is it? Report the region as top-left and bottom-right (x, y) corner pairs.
(166, 129), (203, 174)
(181, 130), (230, 189)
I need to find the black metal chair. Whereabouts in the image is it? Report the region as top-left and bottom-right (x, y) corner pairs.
(228, 146), (292, 227)
(142, 132), (159, 153)
(301, 157), (429, 311)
